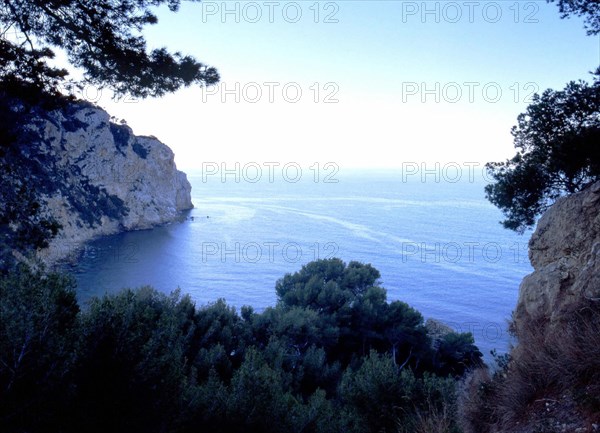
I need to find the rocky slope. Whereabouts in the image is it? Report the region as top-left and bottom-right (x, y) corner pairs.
(459, 182), (600, 433)
(462, 182), (600, 433)
(28, 101), (193, 265)
(514, 181), (600, 332)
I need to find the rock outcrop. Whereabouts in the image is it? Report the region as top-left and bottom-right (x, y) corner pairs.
(29, 101), (193, 265)
(514, 181), (600, 332)
(425, 318), (454, 349)
(458, 183), (600, 433)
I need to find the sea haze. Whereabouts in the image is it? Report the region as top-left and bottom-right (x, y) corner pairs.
(69, 168), (533, 356)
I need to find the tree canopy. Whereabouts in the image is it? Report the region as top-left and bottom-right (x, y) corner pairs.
(485, 73), (600, 233)
(547, 0), (600, 35)
(485, 1), (600, 232)
(1, 259), (482, 433)
(0, 0), (219, 98)
(0, 1), (220, 269)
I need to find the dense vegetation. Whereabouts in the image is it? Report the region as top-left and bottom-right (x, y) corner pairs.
(485, 73), (600, 232)
(0, 259), (482, 433)
(0, 0), (218, 99)
(1, 1), (598, 432)
(485, 0), (600, 233)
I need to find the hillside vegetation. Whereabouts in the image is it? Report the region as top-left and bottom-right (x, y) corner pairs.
(0, 259), (483, 433)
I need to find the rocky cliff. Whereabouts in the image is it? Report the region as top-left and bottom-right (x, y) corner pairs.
(476, 182), (600, 432)
(27, 101), (193, 265)
(459, 183), (600, 433)
(514, 181), (600, 332)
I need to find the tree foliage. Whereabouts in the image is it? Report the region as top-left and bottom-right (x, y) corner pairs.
(485, 75), (600, 232)
(0, 265), (79, 432)
(0, 0), (219, 98)
(434, 332), (483, 377)
(486, 1), (600, 232)
(0, 89), (67, 271)
(0, 1), (220, 270)
(547, 0), (600, 35)
(0, 259), (483, 433)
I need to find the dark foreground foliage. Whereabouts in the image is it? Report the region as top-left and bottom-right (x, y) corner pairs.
(0, 91), (132, 272)
(484, 1), (600, 233)
(459, 300), (600, 432)
(0, 259), (482, 433)
(485, 73), (600, 233)
(0, 1), (218, 99)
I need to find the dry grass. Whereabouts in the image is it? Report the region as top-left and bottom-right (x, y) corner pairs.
(413, 403), (456, 433)
(458, 299), (600, 433)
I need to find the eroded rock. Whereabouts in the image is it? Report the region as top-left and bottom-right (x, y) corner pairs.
(30, 102), (193, 265)
(514, 181), (600, 330)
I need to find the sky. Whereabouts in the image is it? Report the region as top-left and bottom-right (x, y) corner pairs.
(79, 0), (599, 170)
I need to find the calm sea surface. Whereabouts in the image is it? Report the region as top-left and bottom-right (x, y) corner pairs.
(67, 169), (533, 357)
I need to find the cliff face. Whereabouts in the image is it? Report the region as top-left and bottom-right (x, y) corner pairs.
(458, 183), (600, 433)
(514, 181), (600, 331)
(31, 101), (193, 264)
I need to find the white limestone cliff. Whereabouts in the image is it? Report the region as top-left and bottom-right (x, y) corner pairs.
(32, 102), (193, 265)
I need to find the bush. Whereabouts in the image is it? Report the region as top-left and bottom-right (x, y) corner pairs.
(0, 265), (78, 432)
(1, 260), (478, 432)
(72, 287), (197, 433)
(458, 299), (600, 432)
(485, 74), (600, 232)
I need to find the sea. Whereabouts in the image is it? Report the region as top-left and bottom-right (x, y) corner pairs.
(66, 167), (533, 358)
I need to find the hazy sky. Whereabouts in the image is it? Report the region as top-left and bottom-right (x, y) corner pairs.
(85, 0), (599, 169)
